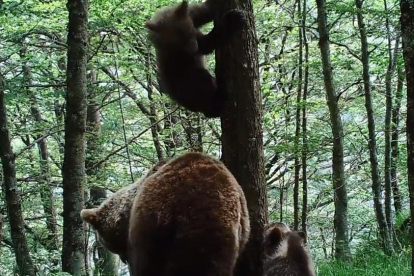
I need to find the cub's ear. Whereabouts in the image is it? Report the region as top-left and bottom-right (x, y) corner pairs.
(175, 1), (189, 18)
(80, 208), (100, 227)
(296, 231), (307, 244)
(145, 21), (160, 32)
(264, 225), (283, 254)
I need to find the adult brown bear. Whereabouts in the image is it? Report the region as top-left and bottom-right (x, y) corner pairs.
(81, 152), (250, 276)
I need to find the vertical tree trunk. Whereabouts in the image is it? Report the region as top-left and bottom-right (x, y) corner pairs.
(86, 71), (119, 275)
(0, 212), (2, 275)
(61, 0), (89, 274)
(0, 71), (36, 275)
(301, 0), (309, 234)
(316, 0), (351, 261)
(384, 0), (400, 247)
(391, 67), (404, 214)
(355, 0), (394, 255)
(293, 0), (303, 232)
(146, 51), (164, 160)
(400, 1), (414, 274)
(21, 47), (59, 251)
(215, 0), (267, 275)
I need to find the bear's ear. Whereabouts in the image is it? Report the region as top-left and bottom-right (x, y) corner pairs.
(296, 231), (307, 244)
(145, 21), (160, 32)
(80, 208), (100, 227)
(264, 225), (283, 254)
(175, 1), (189, 18)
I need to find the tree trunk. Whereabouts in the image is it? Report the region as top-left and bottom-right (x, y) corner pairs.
(384, 0), (400, 247)
(355, 0), (394, 255)
(21, 47), (59, 251)
(61, 0), (89, 273)
(215, 0), (267, 274)
(0, 71), (36, 275)
(86, 71), (119, 275)
(293, 0), (303, 232)
(316, 0), (351, 261)
(400, 1), (414, 274)
(301, 0), (309, 234)
(146, 51), (165, 160)
(391, 66), (404, 214)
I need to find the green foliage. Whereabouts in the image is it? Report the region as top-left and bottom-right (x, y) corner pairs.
(318, 245), (411, 276)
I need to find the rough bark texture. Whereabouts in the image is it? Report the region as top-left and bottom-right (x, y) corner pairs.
(21, 48), (59, 251)
(301, 0), (309, 234)
(61, 0), (88, 273)
(86, 72), (119, 275)
(293, 0), (303, 231)
(383, 0), (398, 237)
(356, 0), (394, 255)
(391, 67), (404, 214)
(400, 0), (414, 274)
(214, 0), (268, 274)
(316, 0), (351, 261)
(0, 71), (36, 275)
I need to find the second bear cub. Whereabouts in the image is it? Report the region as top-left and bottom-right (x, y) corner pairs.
(145, 1), (244, 118)
(263, 222), (315, 276)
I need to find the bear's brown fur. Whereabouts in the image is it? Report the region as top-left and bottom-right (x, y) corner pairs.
(263, 222), (315, 276)
(80, 159), (167, 263)
(145, 1), (245, 118)
(81, 153), (250, 276)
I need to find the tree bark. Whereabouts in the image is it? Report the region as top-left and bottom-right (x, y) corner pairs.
(355, 0), (394, 255)
(384, 0), (399, 247)
(400, 0), (414, 274)
(293, 0), (303, 232)
(21, 47), (59, 251)
(61, 0), (89, 273)
(301, 0), (309, 234)
(0, 71), (36, 275)
(86, 71), (119, 275)
(215, 0), (267, 275)
(391, 66), (404, 214)
(316, 0), (351, 261)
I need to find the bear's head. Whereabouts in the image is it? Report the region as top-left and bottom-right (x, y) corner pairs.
(264, 222), (315, 276)
(145, 1), (198, 54)
(81, 184), (138, 263)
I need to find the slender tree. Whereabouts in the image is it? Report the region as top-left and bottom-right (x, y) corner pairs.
(316, 0), (351, 261)
(21, 47), (59, 251)
(301, 0), (309, 234)
(293, 0), (303, 232)
(214, 0), (268, 275)
(0, 70), (36, 275)
(384, 0), (399, 238)
(391, 66), (404, 214)
(355, 0), (393, 254)
(61, 0), (89, 273)
(86, 70), (119, 275)
(400, 0), (414, 274)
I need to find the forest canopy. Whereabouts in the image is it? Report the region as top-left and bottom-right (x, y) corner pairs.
(0, 0), (412, 275)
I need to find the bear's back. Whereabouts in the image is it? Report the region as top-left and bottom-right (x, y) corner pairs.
(128, 152), (248, 276)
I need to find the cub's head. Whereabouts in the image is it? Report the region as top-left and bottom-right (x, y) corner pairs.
(145, 1), (198, 53)
(81, 184), (138, 263)
(264, 222), (315, 276)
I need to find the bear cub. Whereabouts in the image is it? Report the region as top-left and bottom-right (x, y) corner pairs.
(145, 1), (245, 118)
(263, 222), (316, 276)
(81, 152), (250, 276)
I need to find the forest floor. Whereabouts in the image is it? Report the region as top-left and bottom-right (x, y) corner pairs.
(317, 250), (411, 276)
